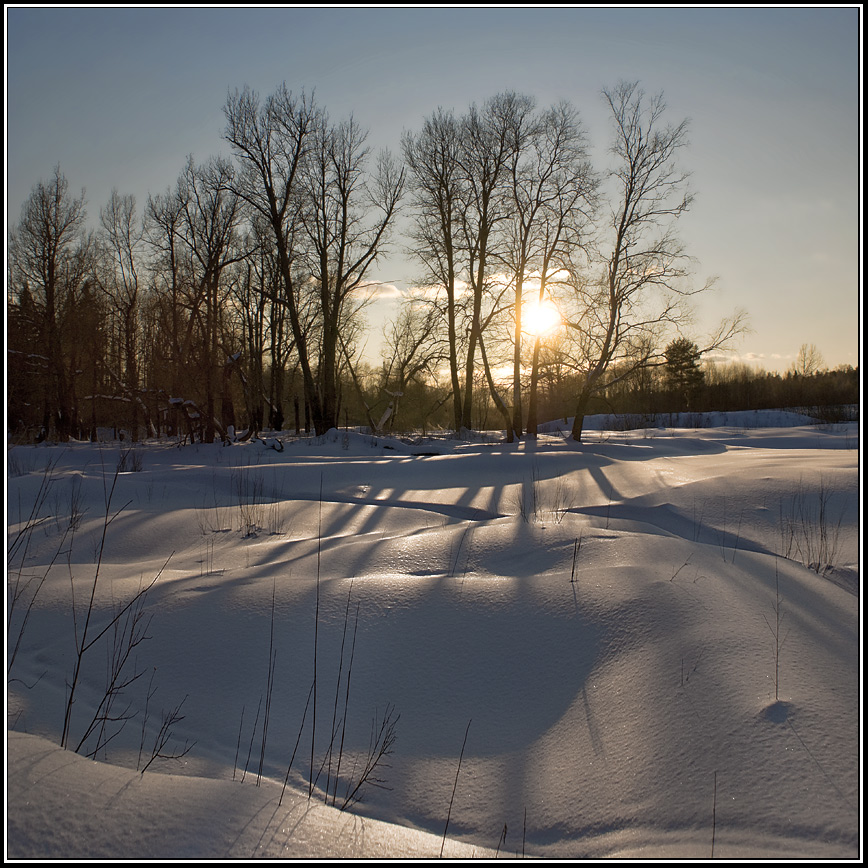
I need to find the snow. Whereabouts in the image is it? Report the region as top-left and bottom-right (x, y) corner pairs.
(6, 413), (862, 859)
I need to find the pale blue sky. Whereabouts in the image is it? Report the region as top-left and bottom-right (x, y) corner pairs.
(5, 6), (861, 371)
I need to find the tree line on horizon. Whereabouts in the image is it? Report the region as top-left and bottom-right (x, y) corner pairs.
(337, 342), (858, 435)
(11, 80), (831, 445)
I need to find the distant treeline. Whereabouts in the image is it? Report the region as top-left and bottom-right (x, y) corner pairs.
(577, 361), (859, 423)
(6, 312), (857, 440)
(331, 359), (859, 436)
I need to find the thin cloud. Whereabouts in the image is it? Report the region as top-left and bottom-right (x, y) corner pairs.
(405, 281), (472, 302)
(358, 281), (402, 299)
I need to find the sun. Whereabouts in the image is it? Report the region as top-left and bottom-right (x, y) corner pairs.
(522, 300), (562, 336)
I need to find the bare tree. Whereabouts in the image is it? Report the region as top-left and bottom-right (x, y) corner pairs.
(226, 237), (268, 434)
(145, 182), (189, 411)
(227, 218), (296, 433)
(793, 342), (824, 377)
(300, 114), (405, 432)
(404, 93), (538, 435)
(98, 190), (148, 437)
(402, 108), (466, 431)
(223, 85), (326, 432)
(381, 300), (444, 396)
(565, 82), (742, 441)
(8, 166), (91, 439)
(457, 92), (535, 433)
(505, 101), (595, 437)
(376, 298), (447, 431)
(405, 94), (595, 438)
(175, 156), (245, 441)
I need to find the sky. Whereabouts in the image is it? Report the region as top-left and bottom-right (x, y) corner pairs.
(5, 6), (862, 373)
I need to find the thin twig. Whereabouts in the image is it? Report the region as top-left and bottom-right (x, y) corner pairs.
(242, 696), (262, 783)
(310, 474), (323, 798)
(279, 680), (315, 807)
(334, 601), (360, 806)
(495, 823), (507, 857)
(257, 579), (277, 785)
(711, 770), (717, 858)
(441, 719), (471, 858)
(233, 704), (245, 781)
(326, 579), (354, 804)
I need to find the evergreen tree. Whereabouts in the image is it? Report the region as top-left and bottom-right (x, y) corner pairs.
(665, 338), (704, 410)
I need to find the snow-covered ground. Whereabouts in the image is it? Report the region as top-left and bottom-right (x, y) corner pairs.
(6, 413), (861, 859)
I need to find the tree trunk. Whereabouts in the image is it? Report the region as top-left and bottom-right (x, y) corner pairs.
(511, 268), (525, 436)
(570, 390), (591, 442)
(221, 360), (236, 433)
(446, 285), (463, 432)
(525, 335), (543, 438)
(477, 328), (516, 442)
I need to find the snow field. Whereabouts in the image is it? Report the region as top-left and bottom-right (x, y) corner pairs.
(6, 419), (860, 858)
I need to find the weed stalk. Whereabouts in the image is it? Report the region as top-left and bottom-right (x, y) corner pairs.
(441, 718), (472, 858)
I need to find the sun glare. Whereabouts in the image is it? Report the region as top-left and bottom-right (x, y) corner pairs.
(523, 300), (562, 336)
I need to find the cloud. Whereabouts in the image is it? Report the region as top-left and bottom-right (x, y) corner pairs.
(704, 349), (774, 368)
(357, 281), (402, 299)
(404, 281), (472, 302)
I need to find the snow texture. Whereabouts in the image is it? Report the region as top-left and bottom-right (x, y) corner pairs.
(6, 413), (861, 859)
